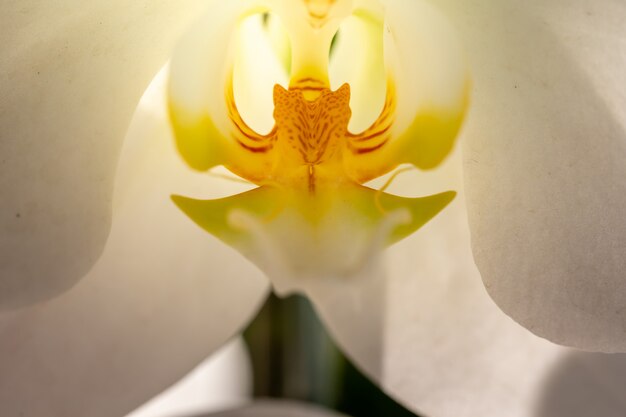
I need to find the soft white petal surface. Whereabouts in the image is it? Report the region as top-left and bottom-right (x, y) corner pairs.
(0, 68), (268, 417)
(204, 400), (350, 417)
(305, 149), (626, 417)
(127, 338), (251, 417)
(0, 0), (212, 309)
(452, 0), (626, 350)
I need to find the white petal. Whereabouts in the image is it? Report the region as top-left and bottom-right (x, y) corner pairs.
(447, 0), (626, 350)
(306, 149), (626, 417)
(0, 0), (212, 309)
(381, 0), (468, 139)
(204, 400), (351, 417)
(0, 67), (268, 417)
(127, 338), (251, 417)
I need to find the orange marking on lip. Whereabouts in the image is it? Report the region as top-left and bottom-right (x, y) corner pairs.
(272, 83), (351, 166)
(223, 78), (395, 189)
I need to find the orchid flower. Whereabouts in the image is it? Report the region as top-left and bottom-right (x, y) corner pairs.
(167, 0), (468, 296)
(1, 0), (626, 417)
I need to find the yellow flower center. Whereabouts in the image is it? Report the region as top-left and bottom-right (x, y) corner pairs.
(166, 0), (470, 289)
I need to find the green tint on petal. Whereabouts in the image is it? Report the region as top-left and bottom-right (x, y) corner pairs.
(395, 106), (469, 170)
(168, 110), (226, 171)
(172, 187), (281, 250)
(344, 186), (456, 245)
(172, 183), (454, 294)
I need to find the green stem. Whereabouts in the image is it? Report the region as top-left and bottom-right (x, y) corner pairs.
(243, 293), (420, 417)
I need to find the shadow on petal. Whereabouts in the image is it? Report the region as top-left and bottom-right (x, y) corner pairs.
(305, 252), (388, 380)
(535, 351), (626, 417)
